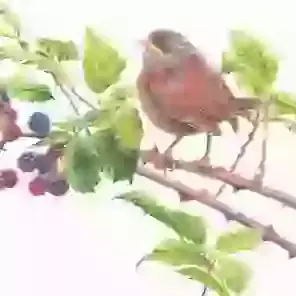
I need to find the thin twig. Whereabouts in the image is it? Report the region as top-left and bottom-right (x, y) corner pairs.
(70, 87), (99, 110)
(255, 99), (271, 185)
(201, 286), (208, 296)
(136, 164), (296, 258)
(141, 150), (296, 210)
(50, 73), (91, 135)
(59, 84), (80, 116)
(215, 112), (260, 197)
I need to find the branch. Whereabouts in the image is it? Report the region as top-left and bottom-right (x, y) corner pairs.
(136, 164), (296, 258)
(50, 73), (91, 135)
(216, 113), (260, 197)
(141, 150), (296, 211)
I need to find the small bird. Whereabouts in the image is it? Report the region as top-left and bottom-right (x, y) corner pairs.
(137, 29), (260, 170)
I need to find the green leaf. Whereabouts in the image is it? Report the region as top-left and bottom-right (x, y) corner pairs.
(178, 267), (231, 296)
(83, 27), (126, 93)
(0, 39), (28, 61)
(118, 191), (207, 244)
(92, 129), (138, 183)
(225, 29), (279, 95)
(93, 110), (114, 131)
(216, 227), (262, 254)
(64, 136), (100, 193)
(7, 84), (53, 102)
(0, 5), (20, 38)
(221, 52), (237, 73)
(271, 91), (296, 115)
(36, 38), (79, 61)
(214, 256), (251, 294)
(146, 239), (211, 268)
(114, 103), (143, 149)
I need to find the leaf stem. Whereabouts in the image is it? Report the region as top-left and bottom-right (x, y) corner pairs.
(50, 72), (91, 135)
(70, 87), (99, 110)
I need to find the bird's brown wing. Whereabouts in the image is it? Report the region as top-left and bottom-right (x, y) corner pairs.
(136, 70), (196, 134)
(144, 58), (232, 132)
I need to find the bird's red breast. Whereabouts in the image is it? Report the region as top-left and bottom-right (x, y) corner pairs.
(139, 54), (237, 133)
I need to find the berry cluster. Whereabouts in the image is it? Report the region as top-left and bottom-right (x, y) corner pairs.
(0, 91), (69, 196)
(17, 148), (69, 196)
(0, 95), (22, 190)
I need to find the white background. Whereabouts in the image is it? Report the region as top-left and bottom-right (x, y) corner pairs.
(1, 0), (296, 295)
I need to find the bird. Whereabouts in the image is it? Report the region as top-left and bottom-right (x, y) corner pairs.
(136, 29), (261, 172)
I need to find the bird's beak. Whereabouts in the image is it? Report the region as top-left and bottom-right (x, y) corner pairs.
(138, 39), (164, 55)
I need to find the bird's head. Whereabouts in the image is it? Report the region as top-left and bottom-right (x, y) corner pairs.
(139, 29), (196, 71)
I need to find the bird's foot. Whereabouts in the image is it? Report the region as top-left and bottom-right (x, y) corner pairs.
(161, 150), (176, 177)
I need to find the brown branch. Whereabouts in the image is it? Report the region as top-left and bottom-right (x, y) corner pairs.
(141, 150), (296, 211)
(136, 164), (296, 258)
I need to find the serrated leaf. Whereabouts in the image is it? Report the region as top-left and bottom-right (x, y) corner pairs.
(64, 136), (100, 193)
(225, 29), (279, 96)
(146, 239), (211, 268)
(0, 39), (28, 61)
(0, 6), (20, 38)
(35, 57), (71, 85)
(0, 16), (17, 37)
(36, 38), (79, 61)
(92, 129), (138, 183)
(83, 27), (126, 93)
(216, 227), (262, 254)
(114, 104), (143, 149)
(221, 52), (237, 73)
(118, 191), (207, 244)
(215, 256), (251, 293)
(7, 84), (53, 102)
(178, 267), (231, 296)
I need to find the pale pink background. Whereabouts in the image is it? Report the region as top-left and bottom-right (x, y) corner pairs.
(0, 0), (295, 295)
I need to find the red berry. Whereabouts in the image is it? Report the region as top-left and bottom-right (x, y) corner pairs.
(47, 179), (69, 196)
(29, 177), (48, 196)
(0, 169), (18, 188)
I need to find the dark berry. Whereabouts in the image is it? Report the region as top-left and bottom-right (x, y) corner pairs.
(28, 112), (51, 137)
(17, 152), (38, 172)
(35, 152), (58, 174)
(29, 177), (48, 196)
(47, 179), (69, 196)
(0, 169), (18, 188)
